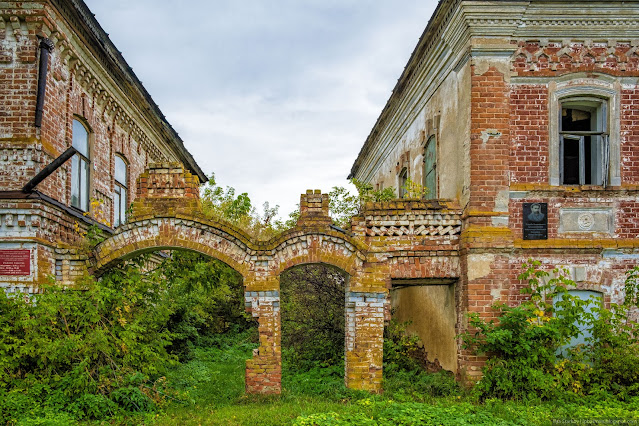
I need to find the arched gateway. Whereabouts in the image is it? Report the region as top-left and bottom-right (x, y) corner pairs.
(92, 163), (462, 394)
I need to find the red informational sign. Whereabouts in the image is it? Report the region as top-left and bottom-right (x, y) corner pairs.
(0, 249), (31, 275)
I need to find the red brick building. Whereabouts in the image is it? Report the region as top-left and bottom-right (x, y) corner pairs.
(349, 0), (639, 379)
(2, 0), (638, 387)
(0, 0), (205, 292)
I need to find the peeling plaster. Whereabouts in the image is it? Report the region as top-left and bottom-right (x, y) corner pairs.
(480, 129), (501, 144)
(467, 253), (495, 282)
(494, 189), (509, 212)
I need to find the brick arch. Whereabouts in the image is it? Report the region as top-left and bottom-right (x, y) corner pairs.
(88, 167), (465, 396)
(271, 232), (364, 278)
(92, 215), (254, 277)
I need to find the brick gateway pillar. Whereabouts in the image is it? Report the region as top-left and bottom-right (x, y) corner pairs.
(345, 289), (386, 391)
(345, 265), (388, 392)
(244, 276), (282, 394)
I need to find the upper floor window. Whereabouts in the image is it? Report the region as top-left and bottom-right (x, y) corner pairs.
(560, 98), (608, 186)
(548, 76), (620, 187)
(423, 136), (437, 199)
(71, 119), (90, 211)
(114, 155), (128, 227)
(398, 167), (408, 198)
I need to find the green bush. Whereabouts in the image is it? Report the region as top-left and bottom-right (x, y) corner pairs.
(0, 259), (174, 422)
(158, 250), (252, 361)
(0, 250), (254, 423)
(461, 260), (639, 401)
(586, 266), (639, 397)
(383, 319), (459, 400)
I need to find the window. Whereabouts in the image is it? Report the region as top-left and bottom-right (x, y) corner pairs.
(398, 167), (408, 198)
(114, 155), (128, 227)
(70, 119), (90, 211)
(553, 289), (602, 355)
(548, 77), (620, 187)
(423, 136), (437, 199)
(560, 98), (608, 186)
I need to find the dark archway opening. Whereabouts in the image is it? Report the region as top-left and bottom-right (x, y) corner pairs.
(280, 264), (347, 391)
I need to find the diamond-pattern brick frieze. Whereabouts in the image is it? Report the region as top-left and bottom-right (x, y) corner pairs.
(90, 165), (463, 395)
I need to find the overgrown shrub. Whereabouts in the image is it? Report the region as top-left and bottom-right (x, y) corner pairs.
(0, 250), (255, 423)
(586, 266), (639, 398)
(0, 259), (174, 422)
(461, 260), (639, 401)
(383, 319), (459, 400)
(158, 250), (252, 360)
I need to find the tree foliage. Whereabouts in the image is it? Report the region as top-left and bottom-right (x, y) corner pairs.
(280, 265), (347, 371)
(201, 173), (293, 240)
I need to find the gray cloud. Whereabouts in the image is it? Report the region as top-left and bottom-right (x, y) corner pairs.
(84, 0), (438, 216)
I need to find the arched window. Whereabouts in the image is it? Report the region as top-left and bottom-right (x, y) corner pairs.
(71, 119), (90, 211)
(398, 167), (408, 198)
(114, 155), (128, 227)
(554, 289), (602, 355)
(423, 135), (437, 199)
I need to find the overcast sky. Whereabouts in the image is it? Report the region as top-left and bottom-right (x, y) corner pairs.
(83, 0), (439, 219)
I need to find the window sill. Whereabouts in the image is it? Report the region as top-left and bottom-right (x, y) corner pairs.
(510, 183), (634, 193)
(559, 185), (608, 192)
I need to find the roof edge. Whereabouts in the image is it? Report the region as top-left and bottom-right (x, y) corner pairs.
(348, 0), (456, 180)
(51, 0), (207, 183)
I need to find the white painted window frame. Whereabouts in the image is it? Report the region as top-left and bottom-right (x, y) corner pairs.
(548, 77), (620, 187)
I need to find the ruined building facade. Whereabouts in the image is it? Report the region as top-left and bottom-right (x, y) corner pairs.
(350, 0), (639, 378)
(2, 0), (639, 389)
(0, 0), (206, 292)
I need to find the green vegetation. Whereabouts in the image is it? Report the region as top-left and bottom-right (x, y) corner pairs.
(1, 178), (638, 424)
(462, 261), (639, 401)
(281, 265), (346, 372)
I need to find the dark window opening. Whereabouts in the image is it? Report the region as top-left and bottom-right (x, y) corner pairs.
(398, 168), (408, 198)
(114, 155), (128, 227)
(559, 101), (608, 186)
(71, 119), (90, 211)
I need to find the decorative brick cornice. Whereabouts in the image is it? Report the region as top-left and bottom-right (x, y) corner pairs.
(350, 0), (639, 182)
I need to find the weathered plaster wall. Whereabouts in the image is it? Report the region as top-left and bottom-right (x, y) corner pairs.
(390, 284), (457, 373)
(369, 63), (471, 206)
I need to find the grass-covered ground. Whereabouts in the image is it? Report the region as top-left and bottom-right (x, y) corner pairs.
(78, 332), (639, 426)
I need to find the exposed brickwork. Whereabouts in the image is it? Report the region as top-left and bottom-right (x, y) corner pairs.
(512, 41), (639, 77)
(245, 290), (281, 394)
(88, 170), (470, 393)
(621, 88), (639, 185)
(0, 1), (203, 238)
(510, 85), (549, 184)
(469, 66), (510, 215)
(131, 162), (201, 218)
(345, 292), (385, 392)
(347, 1), (639, 385)
(297, 190), (332, 227)
(440, 35), (639, 381)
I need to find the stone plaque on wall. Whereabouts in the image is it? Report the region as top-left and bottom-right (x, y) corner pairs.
(559, 208), (613, 234)
(523, 203), (548, 240)
(0, 249), (31, 275)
